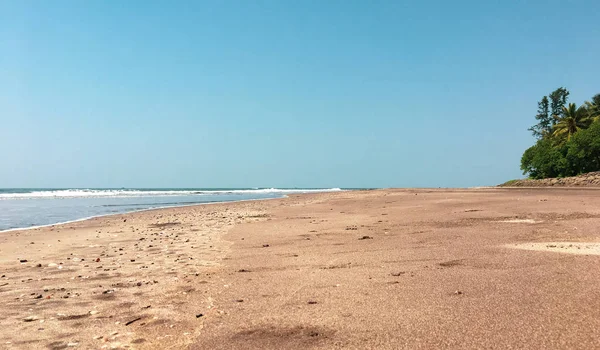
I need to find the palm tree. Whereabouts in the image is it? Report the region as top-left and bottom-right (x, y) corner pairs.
(552, 103), (591, 141)
(585, 94), (600, 121)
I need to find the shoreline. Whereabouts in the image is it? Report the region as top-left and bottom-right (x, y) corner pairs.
(0, 195), (290, 234)
(3, 188), (600, 349)
(0, 188), (345, 234)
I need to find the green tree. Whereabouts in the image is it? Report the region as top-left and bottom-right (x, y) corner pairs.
(566, 120), (600, 174)
(529, 87), (569, 139)
(552, 103), (591, 142)
(528, 96), (550, 138)
(521, 138), (569, 179)
(584, 94), (600, 121)
(549, 87), (569, 119)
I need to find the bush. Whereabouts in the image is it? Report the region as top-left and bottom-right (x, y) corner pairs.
(501, 179), (519, 186)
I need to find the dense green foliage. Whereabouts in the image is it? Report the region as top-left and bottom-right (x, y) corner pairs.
(521, 88), (600, 179)
(566, 120), (600, 173)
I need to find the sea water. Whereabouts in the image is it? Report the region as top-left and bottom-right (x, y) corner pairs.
(0, 188), (341, 231)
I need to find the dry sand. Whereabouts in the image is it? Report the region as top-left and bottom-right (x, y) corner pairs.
(2, 188), (600, 349)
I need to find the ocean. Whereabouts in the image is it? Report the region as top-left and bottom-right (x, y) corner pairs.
(0, 188), (342, 232)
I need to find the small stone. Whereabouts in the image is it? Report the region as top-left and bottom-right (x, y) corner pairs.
(454, 290), (463, 295)
(48, 263), (58, 267)
(24, 315), (38, 322)
(19, 259), (28, 263)
(196, 314), (204, 318)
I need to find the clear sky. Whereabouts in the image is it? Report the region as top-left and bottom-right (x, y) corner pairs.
(1, 1), (599, 188)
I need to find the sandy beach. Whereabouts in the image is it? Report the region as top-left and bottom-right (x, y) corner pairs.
(3, 188), (600, 349)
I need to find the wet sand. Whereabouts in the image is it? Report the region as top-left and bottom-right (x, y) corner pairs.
(2, 188), (600, 349)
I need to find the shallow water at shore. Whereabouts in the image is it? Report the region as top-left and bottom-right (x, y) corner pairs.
(0, 188), (341, 231)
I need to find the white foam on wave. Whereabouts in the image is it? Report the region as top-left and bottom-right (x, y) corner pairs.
(0, 188), (343, 200)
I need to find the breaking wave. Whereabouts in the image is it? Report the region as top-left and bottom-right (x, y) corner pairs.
(0, 188), (343, 200)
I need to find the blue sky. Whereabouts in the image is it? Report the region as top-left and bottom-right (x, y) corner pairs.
(1, 0), (599, 188)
